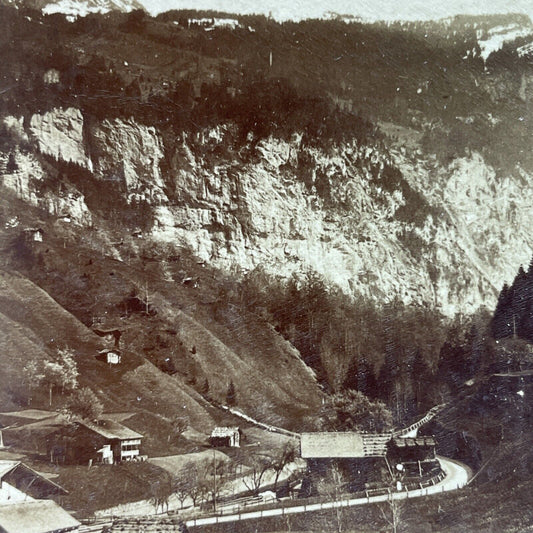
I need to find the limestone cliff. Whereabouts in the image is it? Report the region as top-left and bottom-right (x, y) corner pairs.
(3, 107), (532, 317)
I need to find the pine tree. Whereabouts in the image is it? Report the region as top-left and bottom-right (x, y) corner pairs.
(342, 356), (358, 391)
(226, 380), (236, 406)
(6, 152), (17, 173)
(412, 349), (432, 410)
(491, 283), (513, 339)
(358, 357), (378, 399)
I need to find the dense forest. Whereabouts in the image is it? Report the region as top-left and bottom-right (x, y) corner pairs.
(492, 257), (533, 343)
(212, 265), (497, 424)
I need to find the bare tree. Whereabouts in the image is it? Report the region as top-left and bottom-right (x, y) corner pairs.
(181, 461), (210, 508)
(316, 463), (346, 533)
(173, 473), (191, 509)
(150, 473), (173, 514)
(270, 442), (297, 492)
(22, 360), (43, 405)
(199, 456), (229, 511)
(241, 453), (273, 496)
(378, 494), (406, 533)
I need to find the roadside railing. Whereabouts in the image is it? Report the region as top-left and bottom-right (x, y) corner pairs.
(184, 468), (450, 527)
(80, 464), (458, 530)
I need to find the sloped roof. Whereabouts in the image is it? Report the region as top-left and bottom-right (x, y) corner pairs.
(0, 500), (79, 533)
(301, 432), (365, 458)
(80, 419), (142, 441)
(0, 461), (68, 495)
(301, 432), (392, 458)
(210, 427), (240, 438)
(0, 461), (18, 479)
(0, 409), (58, 422)
(392, 437), (436, 448)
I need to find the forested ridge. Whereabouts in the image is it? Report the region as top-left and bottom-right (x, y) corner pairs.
(1, 7), (533, 170)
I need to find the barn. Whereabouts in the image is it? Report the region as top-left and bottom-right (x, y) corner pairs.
(300, 431), (440, 493)
(209, 427), (241, 448)
(300, 432), (392, 492)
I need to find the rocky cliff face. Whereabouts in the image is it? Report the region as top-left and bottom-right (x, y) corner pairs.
(3, 107), (532, 317)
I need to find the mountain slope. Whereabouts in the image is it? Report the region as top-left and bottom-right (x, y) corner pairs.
(0, 187), (323, 428)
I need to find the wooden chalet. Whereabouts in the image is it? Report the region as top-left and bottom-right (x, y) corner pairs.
(300, 431), (440, 492)
(300, 432), (392, 491)
(47, 419), (143, 465)
(23, 228), (44, 243)
(95, 349), (121, 365)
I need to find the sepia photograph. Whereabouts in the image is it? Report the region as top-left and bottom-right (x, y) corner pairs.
(1, 0), (533, 531)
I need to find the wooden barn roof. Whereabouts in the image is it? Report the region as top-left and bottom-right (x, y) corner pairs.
(301, 432), (391, 459)
(0, 461), (68, 495)
(392, 436), (436, 448)
(210, 427), (240, 438)
(80, 419), (142, 441)
(0, 500), (79, 533)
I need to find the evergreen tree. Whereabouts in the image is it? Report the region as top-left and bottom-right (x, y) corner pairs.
(411, 349), (433, 410)
(491, 257), (533, 342)
(342, 355), (358, 391)
(491, 283), (513, 339)
(226, 380), (236, 406)
(6, 152), (17, 172)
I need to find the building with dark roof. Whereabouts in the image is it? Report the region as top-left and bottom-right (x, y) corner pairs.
(80, 419), (143, 463)
(45, 419), (143, 465)
(0, 461), (67, 503)
(2, 412), (143, 466)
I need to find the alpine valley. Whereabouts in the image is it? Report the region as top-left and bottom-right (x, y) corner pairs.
(2, 4), (533, 530)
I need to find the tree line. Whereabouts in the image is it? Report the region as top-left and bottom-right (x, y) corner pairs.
(492, 257), (533, 345)
(219, 267), (489, 424)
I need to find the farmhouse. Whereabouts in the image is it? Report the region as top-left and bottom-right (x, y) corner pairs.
(79, 419), (143, 464)
(209, 427), (241, 448)
(47, 419), (143, 465)
(23, 228), (44, 243)
(0, 500), (80, 533)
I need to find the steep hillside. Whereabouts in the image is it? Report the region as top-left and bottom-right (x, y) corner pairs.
(0, 189), (322, 428)
(2, 105), (533, 318)
(2, 6), (533, 427)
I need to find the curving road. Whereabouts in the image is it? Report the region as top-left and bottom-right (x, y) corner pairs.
(186, 455), (472, 528)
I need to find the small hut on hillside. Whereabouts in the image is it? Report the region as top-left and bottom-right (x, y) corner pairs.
(209, 427), (241, 448)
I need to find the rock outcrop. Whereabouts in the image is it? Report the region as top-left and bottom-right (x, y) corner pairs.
(4, 107), (533, 317)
